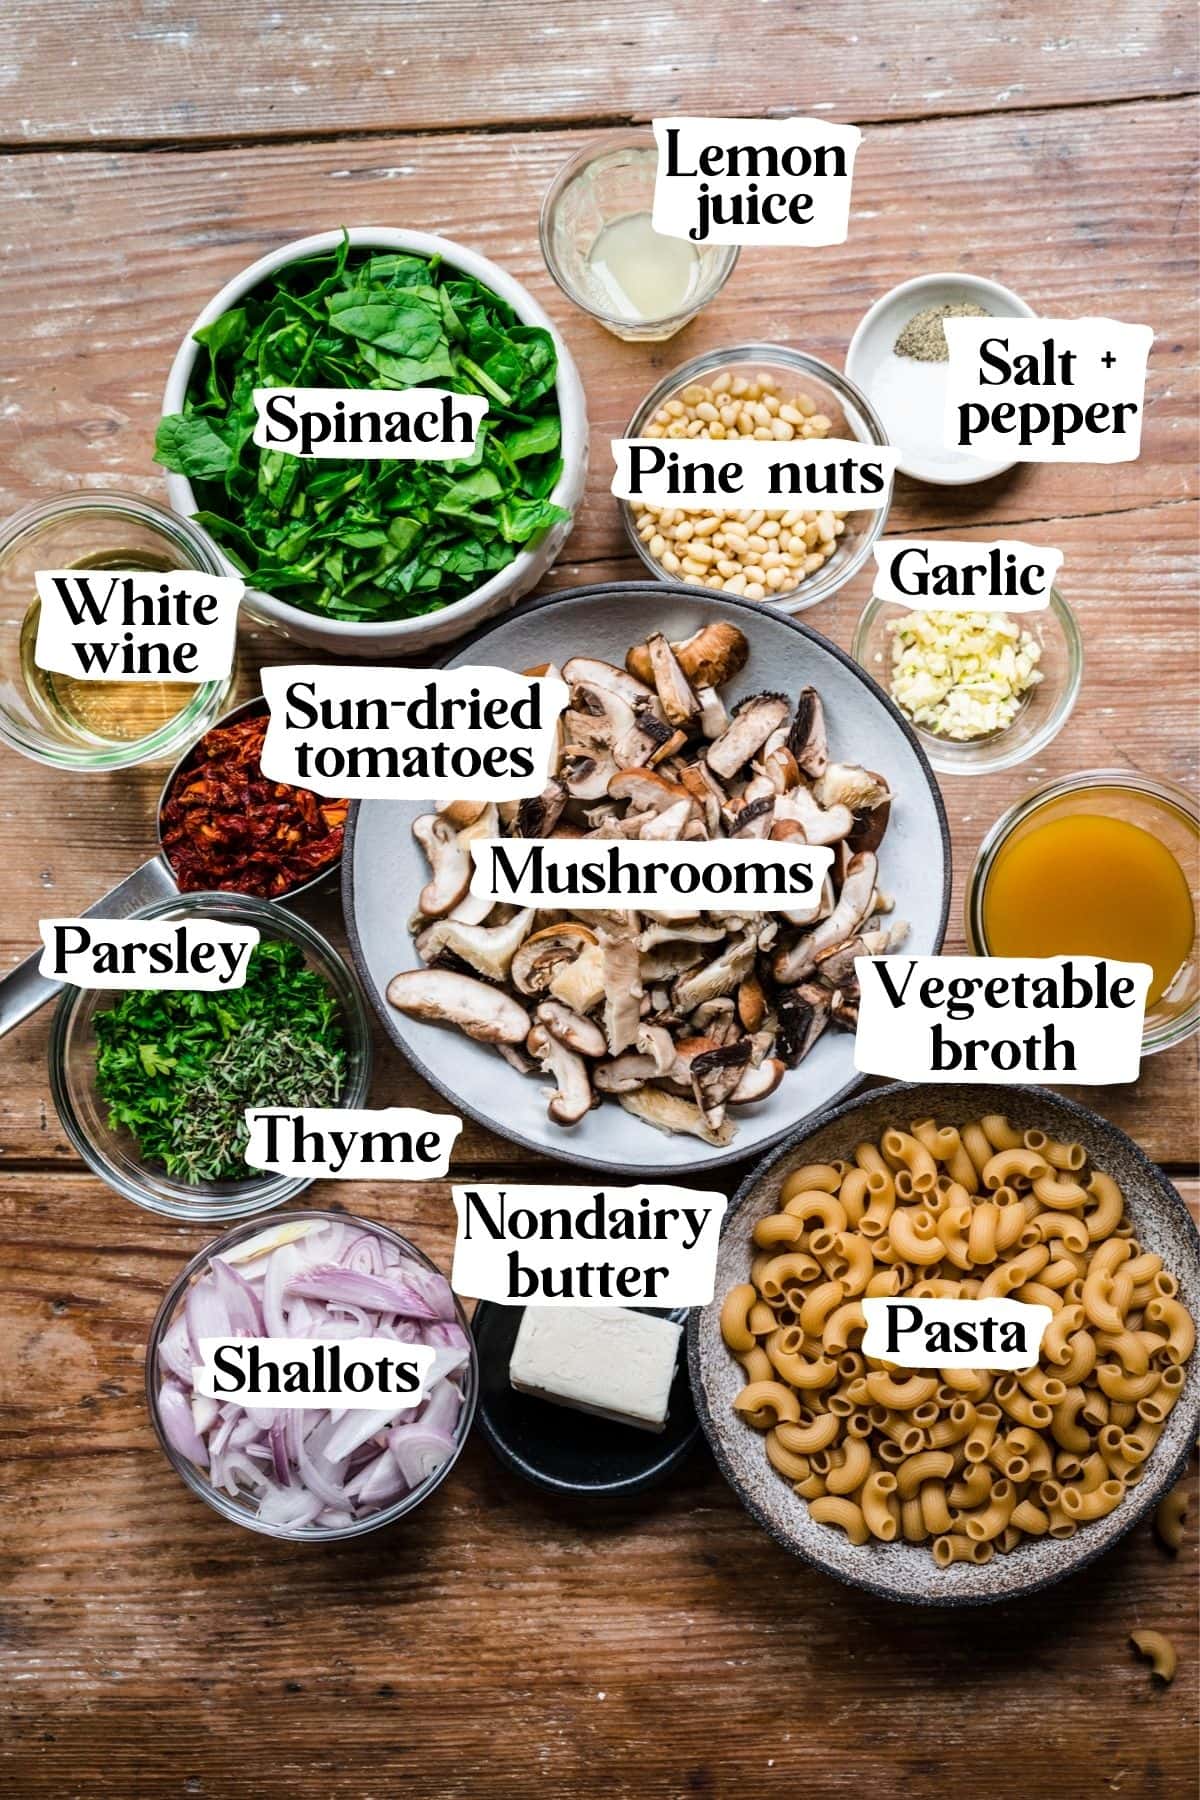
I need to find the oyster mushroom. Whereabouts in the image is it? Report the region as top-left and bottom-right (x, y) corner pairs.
(618, 1088), (734, 1147)
(673, 930), (758, 1012)
(511, 923), (598, 997)
(814, 763), (891, 813)
(602, 933), (643, 1054)
(772, 851), (879, 984)
(534, 1000), (608, 1059)
(706, 693), (791, 779)
(413, 815), (472, 918)
(386, 968), (530, 1045)
(789, 687), (829, 778)
(416, 907), (535, 980)
(526, 1024), (594, 1126)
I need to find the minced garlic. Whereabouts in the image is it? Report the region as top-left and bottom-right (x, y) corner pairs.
(887, 609), (1043, 741)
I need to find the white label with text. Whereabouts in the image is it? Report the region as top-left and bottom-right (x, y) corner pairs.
(38, 919), (258, 989)
(651, 115), (861, 245)
(251, 386), (488, 459)
(944, 317), (1153, 463)
(194, 1337), (450, 1409)
(258, 664), (568, 800)
(450, 1185), (728, 1306)
(871, 538), (1063, 612)
(34, 568), (242, 683)
(611, 436), (896, 512)
(469, 838), (834, 914)
(243, 1107), (463, 1180)
(861, 1299), (1053, 1370)
(853, 955), (1150, 1085)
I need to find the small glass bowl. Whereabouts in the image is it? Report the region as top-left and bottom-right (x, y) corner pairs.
(0, 491), (235, 771)
(621, 345), (892, 610)
(146, 1211), (478, 1540)
(540, 134), (738, 341)
(49, 892), (373, 1220)
(966, 769), (1199, 1054)
(852, 588), (1082, 775)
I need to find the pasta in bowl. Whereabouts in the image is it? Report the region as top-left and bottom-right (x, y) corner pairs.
(688, 1081), (1200, 1604)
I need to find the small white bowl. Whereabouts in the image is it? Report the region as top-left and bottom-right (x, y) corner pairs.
(846, 273), (1035, 486)
(161, 228), (588, 656)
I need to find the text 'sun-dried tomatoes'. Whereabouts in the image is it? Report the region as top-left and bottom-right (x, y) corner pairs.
(160, 712), (347, 898)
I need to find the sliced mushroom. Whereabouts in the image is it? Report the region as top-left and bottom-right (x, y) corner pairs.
(829, 989), (859, 1030)
(386, 968), (530, 1045)
(730, 1057), (786, 1104)
(607, 767), (694, 816)
(737, 973), (767, 1032)
(562, 656), (664, 721)
(602, 933), (643, 1054)
(510, 923), (598, 997)
(690, 999), (742, 1045)
(639, 798), (693, 841)
(775, 982), (832, 1066)
(772, 785), (854, 846)
(413, 815), (472, 918)
(706, 693), (791, 780)
(416, 908), (535, 981)
(772, 851), (879, 984)
(635, 1022), (676, 1075)
(812, 927), (894, 989)
(639, 918), (725, 951)
(550, 941), (608, 1015)
(677, 761), (725, 836)
(517, 780), (568, 838)
(594, 1051), (661, 1092)
(696, 685), (728, 739)
(646, 633), (701, 729)
(762, 743), (801, 793)
(789, 687), (829, 778)
(726, 794), (775, 839)
(526, 1024), (594, 1126)
(618, 1088), (734, 1147)
(436, 798), (488, 830)
(814, 763), (891, 814)
(497, 1041), (539, 1077)
(690, 1040), (753, 1130)
(534, 1000), (608, 1060)
(673, 930), (758, 1012)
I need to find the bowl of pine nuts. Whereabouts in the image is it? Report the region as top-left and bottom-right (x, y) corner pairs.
(622, 345), (891, 613)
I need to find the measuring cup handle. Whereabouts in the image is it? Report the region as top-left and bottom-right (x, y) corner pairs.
(0, 856), (179, 1040)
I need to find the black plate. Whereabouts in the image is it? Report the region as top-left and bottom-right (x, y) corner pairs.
(472, 1301), (699, 1496)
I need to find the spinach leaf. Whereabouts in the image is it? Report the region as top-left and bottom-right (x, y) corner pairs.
(154, 238), (567, 621)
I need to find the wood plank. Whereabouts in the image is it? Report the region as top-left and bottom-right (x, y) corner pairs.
(0, 100), (1195, 545)
(4, 503), (1195, 1166)
(0, 0), (1194, 145)
(1, 1169), (1197, 1798)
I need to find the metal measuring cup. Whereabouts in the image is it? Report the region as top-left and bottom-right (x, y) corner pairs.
(0, 697), (342, 1038)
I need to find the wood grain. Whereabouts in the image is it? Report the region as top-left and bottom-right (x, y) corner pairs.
(3, 516), (1195, 1165)
(0, 0), (1195, 145)
(1, 99), (1196, 539)
(1, 1172), (1197, 1799)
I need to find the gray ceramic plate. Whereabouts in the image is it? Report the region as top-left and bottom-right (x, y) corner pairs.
(689, 1082), (1200, 1605)
(344, 584), (951, 1175)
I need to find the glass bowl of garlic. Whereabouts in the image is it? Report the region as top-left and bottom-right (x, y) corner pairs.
(851, 588), (1083, 775)
(620, 345), (891, 614)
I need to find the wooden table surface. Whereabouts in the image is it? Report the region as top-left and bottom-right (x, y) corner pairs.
(1, 6), (1197, 1796)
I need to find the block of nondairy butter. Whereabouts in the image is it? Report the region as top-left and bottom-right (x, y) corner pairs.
(509, 1305), (681, 1434)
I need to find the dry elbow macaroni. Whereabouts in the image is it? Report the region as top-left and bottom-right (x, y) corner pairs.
(722, 1115), (1197, 1567)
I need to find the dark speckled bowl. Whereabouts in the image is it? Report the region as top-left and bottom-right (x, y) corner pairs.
(688, 1082), (1200, 1606)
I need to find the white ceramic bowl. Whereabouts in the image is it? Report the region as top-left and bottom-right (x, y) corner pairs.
(344, 584), (952, 1176)
(161, 229), (588, 655)
(845, 273), (1035, 486)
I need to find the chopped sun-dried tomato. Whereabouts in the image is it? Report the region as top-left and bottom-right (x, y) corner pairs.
(160, 712), (347, 898)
